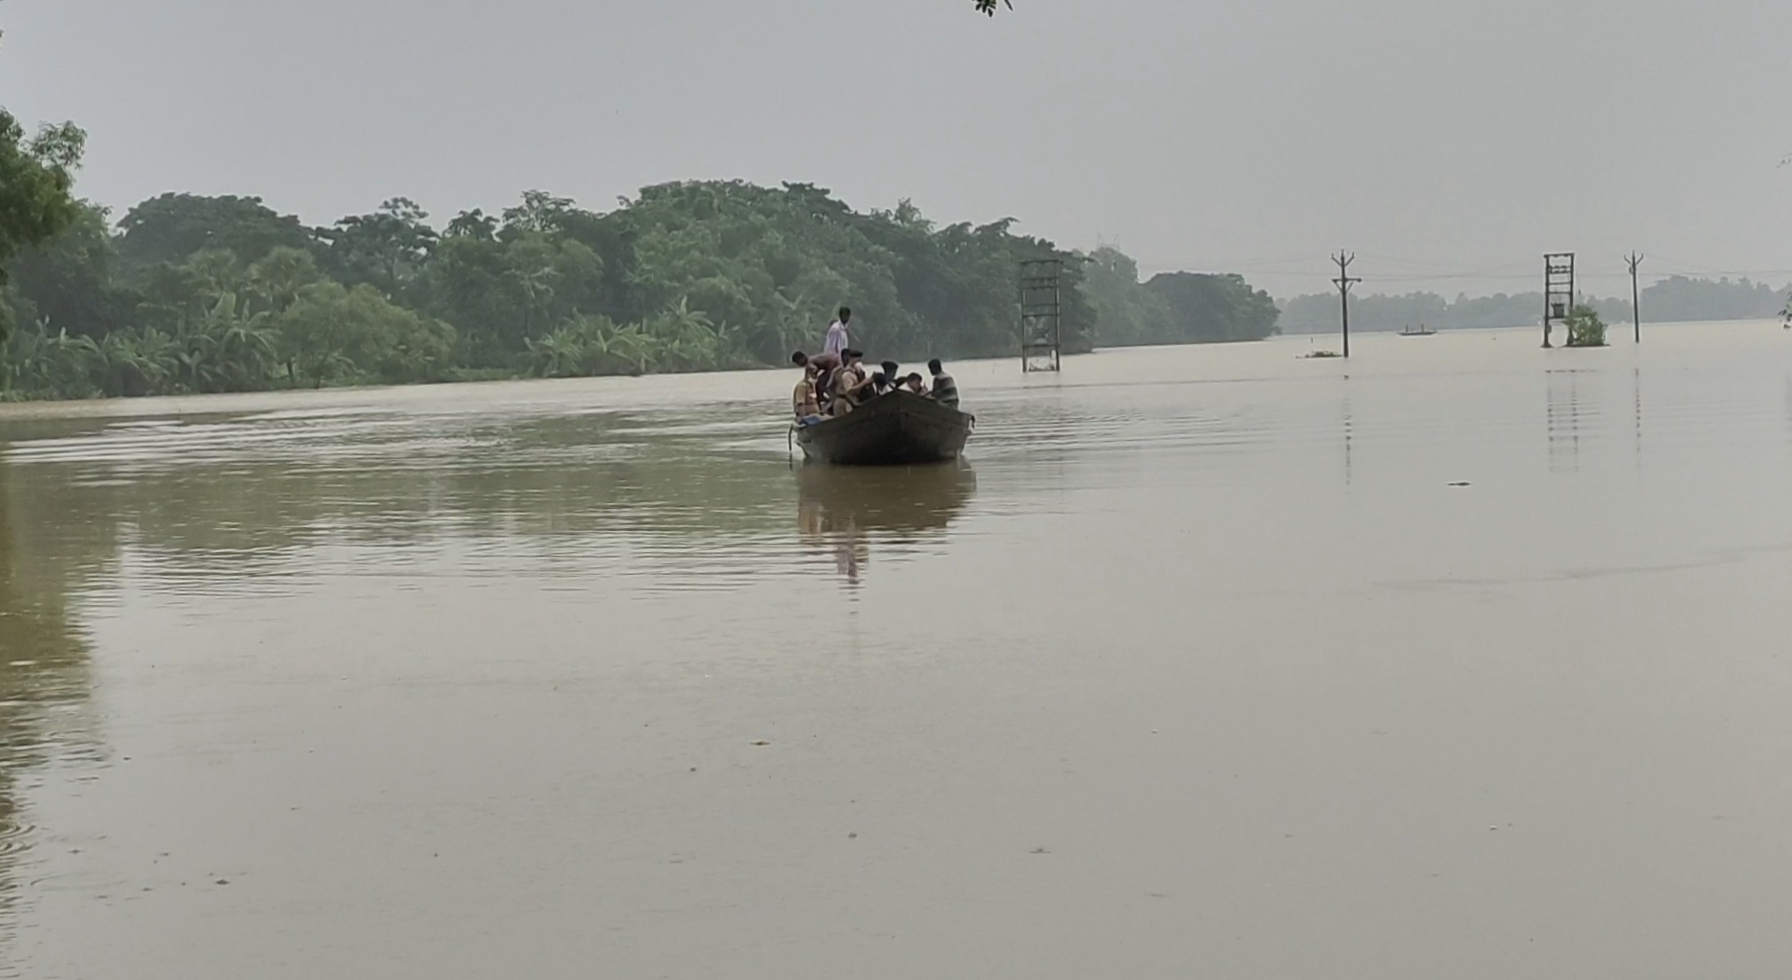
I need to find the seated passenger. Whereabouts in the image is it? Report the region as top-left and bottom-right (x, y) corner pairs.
(904, 373), (926, 394)
(927, 358), (959, 409)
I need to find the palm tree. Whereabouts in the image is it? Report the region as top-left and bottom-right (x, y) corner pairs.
(764, 289), (816, 363)
(183, 249), (246, 303)
(509, 263), (561, 341)
(249, 247), (320, 313)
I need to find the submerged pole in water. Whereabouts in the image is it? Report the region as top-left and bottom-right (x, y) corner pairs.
(1626, 251), (1644, 344)
(1332, 251), (1359, 359)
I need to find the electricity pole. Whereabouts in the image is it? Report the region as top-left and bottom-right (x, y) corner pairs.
(1332, 251), (1360, 359)
(1625, 252), (1644, 343)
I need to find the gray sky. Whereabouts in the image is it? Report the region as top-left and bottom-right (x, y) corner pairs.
(3, 0), (1789, 297)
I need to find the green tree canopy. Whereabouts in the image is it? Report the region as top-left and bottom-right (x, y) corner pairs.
(8, 173), (1273, 400)
(115, 193), (315, 270)
(0, 109), (85, 356)
(1080, 246), (1172, 346)
(277, 281), (455, 386)
(1142, 272), (1280, 343)
(0, 111), (83, 277)
(320, 198), (439, 298)
(4, 203), (133, 338)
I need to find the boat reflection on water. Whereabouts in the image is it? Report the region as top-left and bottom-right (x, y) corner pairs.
(796, 463), (977, 586)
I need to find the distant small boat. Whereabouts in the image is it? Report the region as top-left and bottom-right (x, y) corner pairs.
(794, 390), (974, 466)
(1400, 324), (1437, 336)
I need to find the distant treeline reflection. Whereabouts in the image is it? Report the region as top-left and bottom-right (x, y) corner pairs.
(0, 457), (100, 917)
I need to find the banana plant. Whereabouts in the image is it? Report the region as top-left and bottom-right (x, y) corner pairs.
(6, 320), (102, 399)
(98, 327), (178, 397)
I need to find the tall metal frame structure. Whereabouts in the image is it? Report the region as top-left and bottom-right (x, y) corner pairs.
(1020, 258), (1062, 372)
(1543, 252), (1575, 348)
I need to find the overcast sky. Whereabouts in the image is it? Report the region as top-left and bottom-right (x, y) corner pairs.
(3, 0), (1789, 297)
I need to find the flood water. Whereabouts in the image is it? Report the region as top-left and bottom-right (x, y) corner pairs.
(3, 321), (1791, 979)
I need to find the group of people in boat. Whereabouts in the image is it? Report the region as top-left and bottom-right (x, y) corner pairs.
(790, 306), (959, 426)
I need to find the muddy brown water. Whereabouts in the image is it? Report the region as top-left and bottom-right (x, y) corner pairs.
(3, 323), (1791, 979)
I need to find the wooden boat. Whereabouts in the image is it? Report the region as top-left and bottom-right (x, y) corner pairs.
(794, 390), (974, 465)
(1400, 324), (1437, 336)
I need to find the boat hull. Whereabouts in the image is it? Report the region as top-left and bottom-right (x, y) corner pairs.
(796, 390), (973, 466)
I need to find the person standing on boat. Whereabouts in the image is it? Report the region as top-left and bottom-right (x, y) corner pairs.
(824, 307), (853, 356)
(927, 359), (959, 409)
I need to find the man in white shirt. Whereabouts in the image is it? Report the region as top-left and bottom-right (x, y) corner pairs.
(824, 307), (852, 355)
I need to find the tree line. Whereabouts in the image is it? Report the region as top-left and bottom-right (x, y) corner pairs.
(1081, 247), (1279, 346)
(1279, 277), (1790, 335)
(2, 126), (1279, 402)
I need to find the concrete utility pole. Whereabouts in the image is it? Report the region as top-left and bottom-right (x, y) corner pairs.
(1625, 252), (1644, 343)
(1332, 251), (1360, 359)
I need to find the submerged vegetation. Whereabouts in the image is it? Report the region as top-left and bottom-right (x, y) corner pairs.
(1564, 304), (1608, 347)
